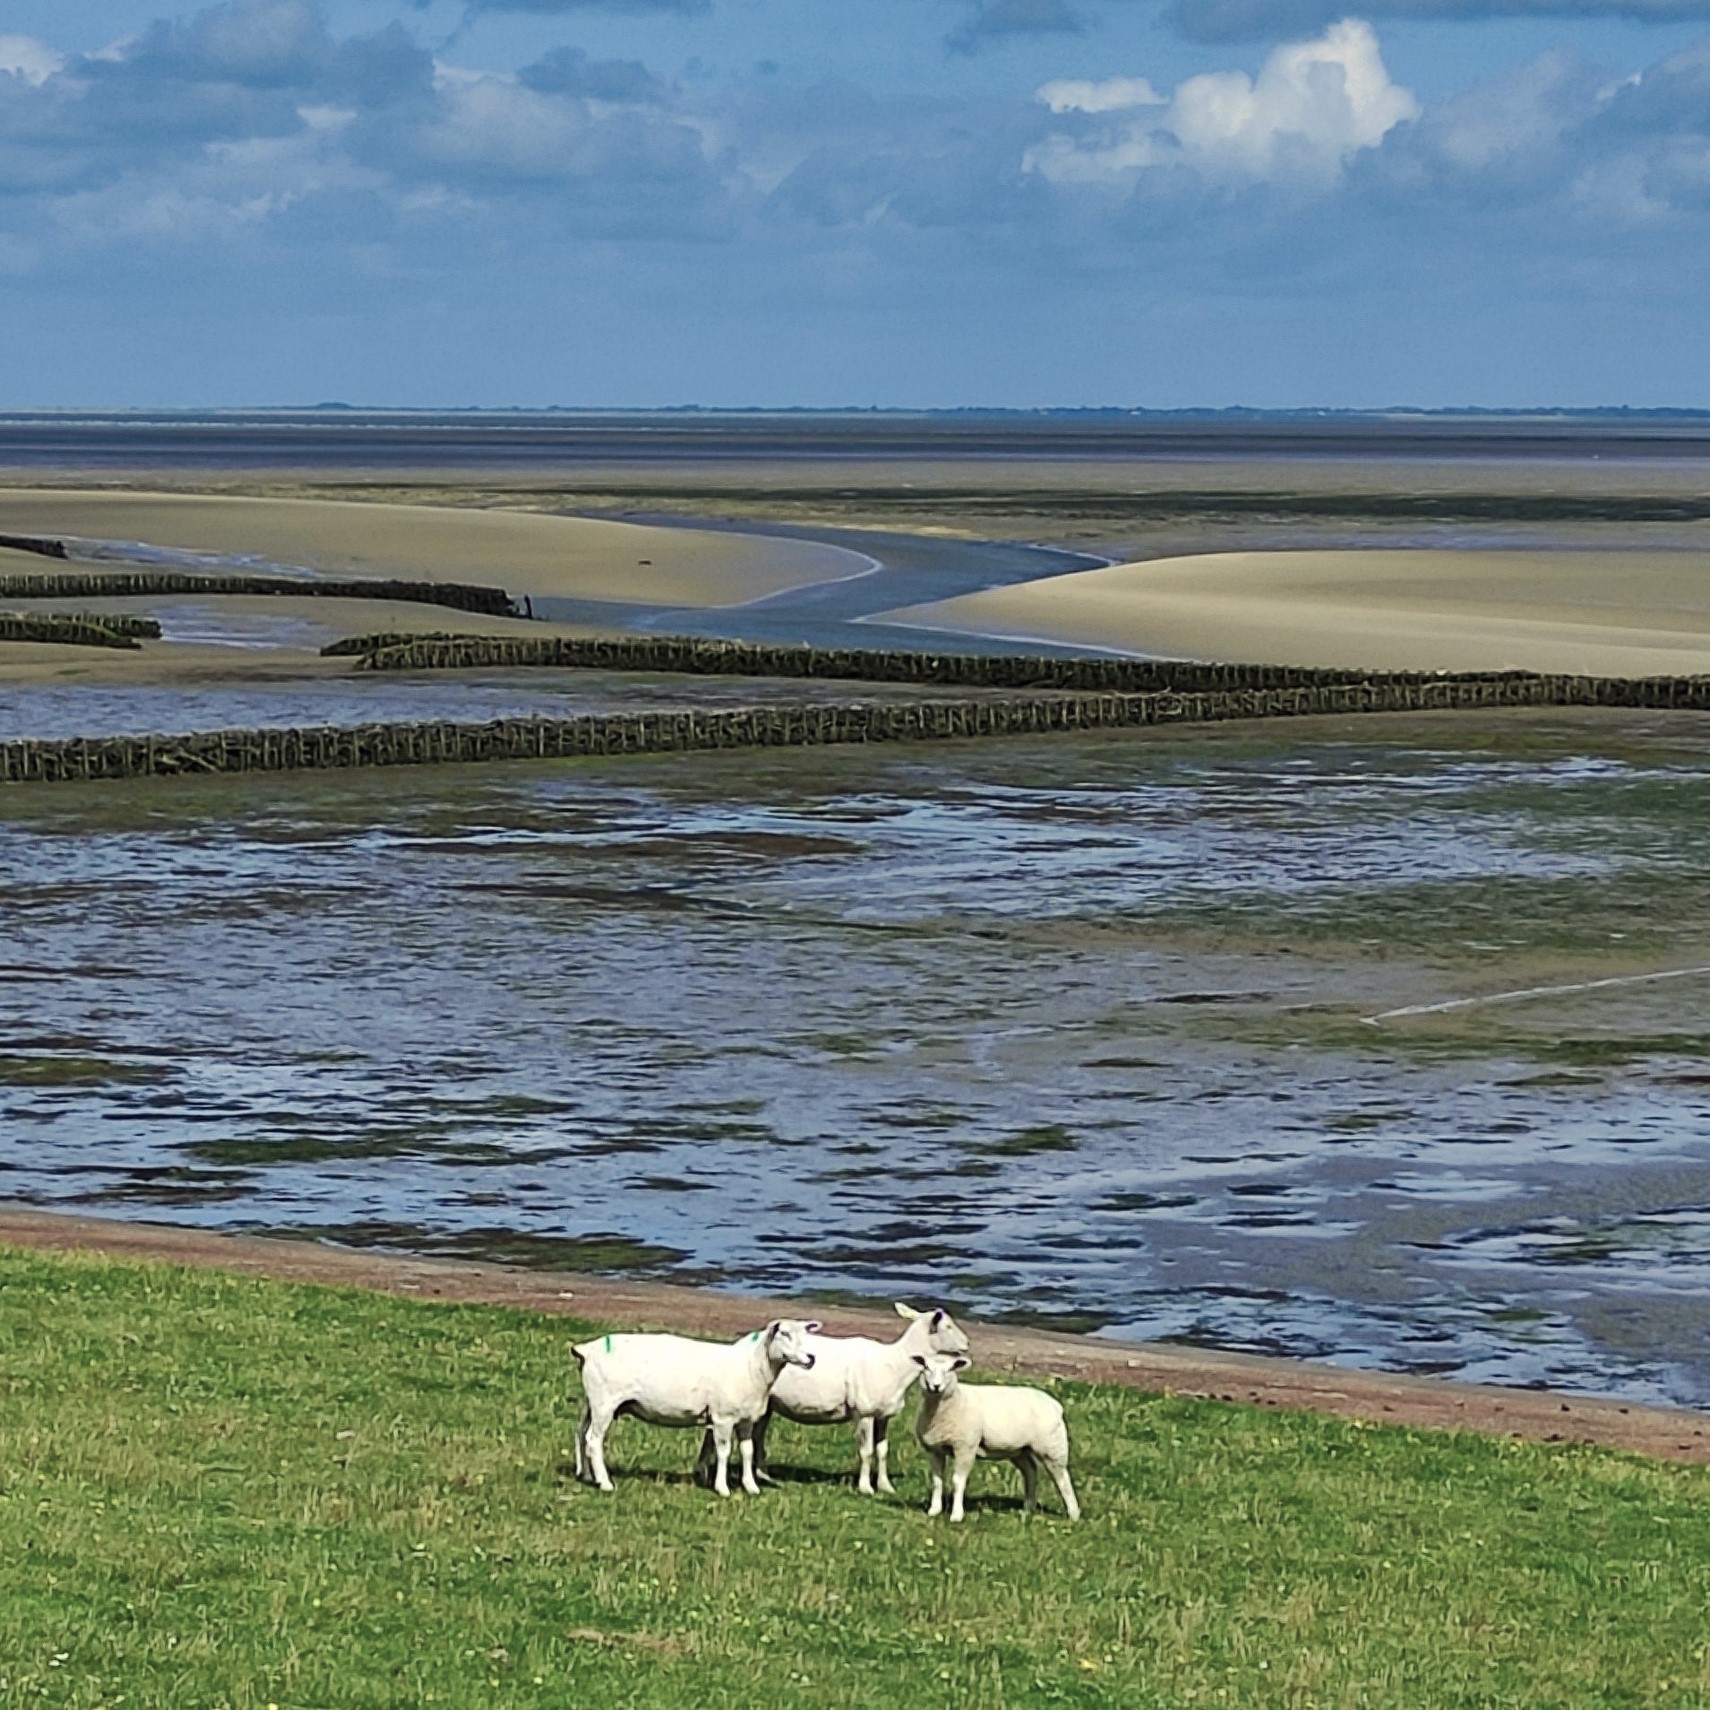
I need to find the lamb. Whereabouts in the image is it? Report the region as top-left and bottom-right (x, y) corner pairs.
(697, 1301), (971, 1495)
(912, 1351), (1081, 1522)
(572, 1319), (819, 1497)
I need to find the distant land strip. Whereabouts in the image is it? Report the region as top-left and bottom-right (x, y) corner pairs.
(0, 569), (522, 619)
(574, 489), (1710, 523)
(8, 676), (1710, 786)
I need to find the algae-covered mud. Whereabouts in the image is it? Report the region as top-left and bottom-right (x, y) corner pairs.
(5, 709), (1710, 1405)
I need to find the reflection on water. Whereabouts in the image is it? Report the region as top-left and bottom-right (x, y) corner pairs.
(5, 717), (1710, 1404)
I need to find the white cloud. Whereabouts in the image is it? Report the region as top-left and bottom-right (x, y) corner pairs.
(0, 34), (65, 85)
(1026, 18), (1419, 187)
(1037, 76), (1163, 115)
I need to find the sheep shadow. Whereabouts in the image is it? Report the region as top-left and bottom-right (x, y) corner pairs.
(757, 1463), (853, 1489)
(554, 1461), (702, 1489)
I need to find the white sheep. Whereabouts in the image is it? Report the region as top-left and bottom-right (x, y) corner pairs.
(912, 1351), (1081, 1522)
(697, 1302), (971, 1495)
(572, 1319), (819, 1497)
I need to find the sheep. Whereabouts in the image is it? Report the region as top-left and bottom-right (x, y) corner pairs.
(572, 1319), (819, 1497)
(697, 1301), (971, 1496)
(912, 1351), (1081, 1522)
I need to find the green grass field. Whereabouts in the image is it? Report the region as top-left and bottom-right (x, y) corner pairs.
(3, 1248), (1709, 1709)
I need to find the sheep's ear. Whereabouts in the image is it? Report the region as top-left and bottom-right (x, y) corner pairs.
(952, 1355), (970, 1371)
(911, 1353), (928, 1367)
(804, 1321), (822, 1334)
(764, 1320), (781, 1340)
(930, 1308), (947, 1331)
(895, 1302), (920, 1320)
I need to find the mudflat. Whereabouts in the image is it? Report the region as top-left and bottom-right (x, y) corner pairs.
(886, 549), (1710, 674)
(0, 488), (858, 608)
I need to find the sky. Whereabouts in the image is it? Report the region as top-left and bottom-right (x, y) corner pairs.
(2, 0), (1709, 407)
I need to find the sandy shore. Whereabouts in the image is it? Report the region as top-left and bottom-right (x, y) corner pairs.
(0, 489), (859, 608)
(885, 549), (1710, 675)
(1, 1207), (1705, 1464)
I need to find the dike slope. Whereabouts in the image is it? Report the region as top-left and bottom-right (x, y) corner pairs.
(1, 1208), (1705, 1466)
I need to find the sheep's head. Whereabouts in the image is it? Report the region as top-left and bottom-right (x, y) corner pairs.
(912, 1350), (970, 1395)
(895, 1302), (972, 1356)
(765, 1319), (820, 1370)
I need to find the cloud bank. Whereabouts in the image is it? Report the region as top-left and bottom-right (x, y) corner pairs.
(1028, 20), (1420, 185)
(1167, 0), (1710, 42)
(2, 0), (1710, 402)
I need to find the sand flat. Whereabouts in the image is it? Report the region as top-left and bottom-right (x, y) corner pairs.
(883, 550), (1710, 675)
(0, 489), (859, 608)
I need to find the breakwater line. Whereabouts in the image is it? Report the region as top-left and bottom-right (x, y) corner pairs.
(338, 629), (1521, 692)
(8, 673), (1710, 786)
(0, 569), (523, 619)
(0, 532), (69, 559)
(0, 612), (162, 649)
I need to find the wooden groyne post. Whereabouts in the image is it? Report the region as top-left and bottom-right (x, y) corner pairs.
(6, 676), (1710, 787)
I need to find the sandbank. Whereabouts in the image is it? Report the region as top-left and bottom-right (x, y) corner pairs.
(883, 549), (1710, 676)
(0, 489), (859, 608)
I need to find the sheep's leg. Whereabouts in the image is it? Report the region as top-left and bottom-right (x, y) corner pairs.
(856, 1416), (877, 1496)
(574, 1403), (591, 1483)
(1046, 1456), (1081, 1521)
(926, 1448), (947, 1517)
(949, 1448), (976, 1523)
(1017, 1448), (1040, 1514)
(583, 1402), (618, 1493)
(873, 1415), (896, 1496)
(709, 1419), (735, 1497)
(694, 1429), (718, 1489)
(738, 1423), (762, 1496)
(751, 1407), (777, 1486)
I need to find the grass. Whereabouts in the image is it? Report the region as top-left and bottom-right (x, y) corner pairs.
(3, 1249), (1710, 1709)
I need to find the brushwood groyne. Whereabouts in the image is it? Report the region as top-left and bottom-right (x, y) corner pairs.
(336, 630), (1548, 695)
(6, 675), (1710, 786)
(0, 570), (522, 619)
(0, 533), (69, 560)
(0, 612), (162, 650)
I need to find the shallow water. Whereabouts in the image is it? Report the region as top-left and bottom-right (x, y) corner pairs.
(0, 670), (962, 741)
(5, 713), (1710, 1404)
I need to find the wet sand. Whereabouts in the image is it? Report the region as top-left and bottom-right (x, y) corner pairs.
(886, 549), (1710, 674)
(0, 489), (861, 608)
(3, 1208), (1705, 1465)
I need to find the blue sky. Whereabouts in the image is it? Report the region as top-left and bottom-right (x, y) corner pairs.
(2, 0), (1709, 407)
